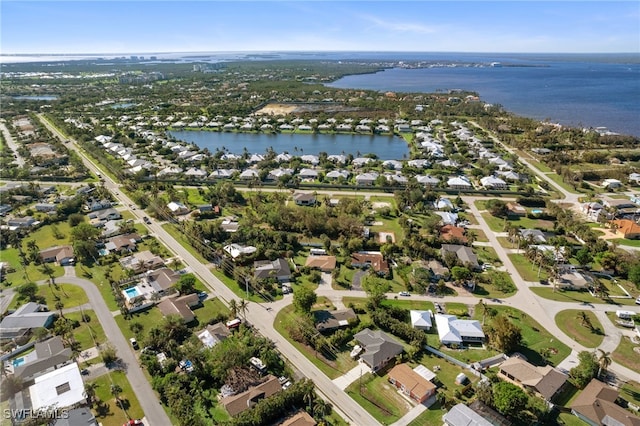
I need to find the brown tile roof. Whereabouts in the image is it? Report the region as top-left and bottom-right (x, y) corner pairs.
(221, 375), (282, 416)
(279, 411), (317, 426)
(571, 379), (640, 426)
(499, 357), (567, 400)
(304, 255), (337, 271)
(351, 252), (389, 273)
(39, 245), (74, 262)
(157, 293), (200, 322)
(613, 219), (640, 238)
(440, 225), (467, 242)
(388, 364), (436, 399)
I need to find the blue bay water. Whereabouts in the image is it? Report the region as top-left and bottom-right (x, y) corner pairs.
(327, 53), (640, 137)
(168, 130), (410, 160)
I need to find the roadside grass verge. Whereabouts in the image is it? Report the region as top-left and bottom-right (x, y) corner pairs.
(508, 253), (549, 282)
(531, 287), (638, 306)
(612, 336), (640, 374)
(345, 372), (409, 425)
(90, 370), (145, 426)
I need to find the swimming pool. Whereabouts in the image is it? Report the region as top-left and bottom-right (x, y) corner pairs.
(532, 209), (544, 215)
(12, 357), (25, 367)
(124, 287), (141, 300)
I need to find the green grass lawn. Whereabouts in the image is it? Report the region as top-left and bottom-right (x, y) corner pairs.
(371, 217), (405, 244)
(115, 307), (165, 341)
(334, 265), (356, 290)
(210, 269), (267, 303)
(21, 222), (73, 248)
(618, 380), (640, 406)
(75, 263), (125, 311)
(39, 283), (89, 309)
(509, 253), (549, 282)
(470, 229), (489, 242)
(473, 303), (570, 366)
(531, 287), (639, 306)
(191, 297), (230, 325)
(274, 304), (357, 379)
(90, 370), (145, 426)
(445, 302), (468, 316)
(612, 238), (640, 247)
(612, 336), (640, 374)
(407, 401), (445, 426)
(474, 246), (502, 266)
(479, 212), (555, 233)
(342, 296), (435, 313)
(345, 372), (410, 425)
(65, 310), (107, 352)
(554, 310), (604, 348)
(1, 247), (65, 287)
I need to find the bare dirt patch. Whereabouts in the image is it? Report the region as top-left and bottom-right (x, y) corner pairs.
(378, 232), (396, 244)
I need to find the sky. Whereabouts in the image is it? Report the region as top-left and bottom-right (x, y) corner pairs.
(1, 1), (639, 54)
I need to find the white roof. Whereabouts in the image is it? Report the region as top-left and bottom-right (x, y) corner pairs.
(413, 365), (436, 382)
(29, 363), (84, 411)
(223, 244), (257, 259)
(410, 310), (433, 328)
(435, 314), (484, 345)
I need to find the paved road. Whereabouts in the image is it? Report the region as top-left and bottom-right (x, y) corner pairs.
(0, 123), (26, 167)
(36, 114), (381, 426)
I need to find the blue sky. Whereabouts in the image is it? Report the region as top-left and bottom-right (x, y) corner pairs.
(2, 1), (639, 54)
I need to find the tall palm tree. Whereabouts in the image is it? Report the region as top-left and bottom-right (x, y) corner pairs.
(84, 382), (99, 408)
(228, 299), (238, 319)
(238, 299), (248, 320)
(596, 349), (612, 379)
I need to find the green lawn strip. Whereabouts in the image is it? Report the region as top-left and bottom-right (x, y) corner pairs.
(90, 370), (145, 426)
(371, 217), (405, 244)
(508, 253), (549, 282)
(161, 223), (209, 264)
(496, 236), (515, 248)
(2, 247), (65, 287)
(274, 304), (356, 379)
(618, 380), (640, 406)
(344, 372), (408, 424)
(65, 310), (107, 352)
(554, 310), (604, 348)
(555, 412), (590, 426)
(115, 307), (165, 341)
(444, 302), (468, 316)
(210, 269), (266, 303)
(469, 229), (489, 242)
(472, 303), (570, 366)
(544, 173), (582, 194)
(531, 287), (638, 306)
(190, 298), (230, 325)
(183, 188), (208, 205)
(75, 263), (123, 311)
(415, 351), (480, 397)
(612, 238), (640, 248)
(479, 211), (554, 233)
(611, 336), (640, 374)
(333, 265), (355, 290)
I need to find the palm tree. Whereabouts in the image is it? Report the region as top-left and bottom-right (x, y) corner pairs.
(228, 299), (238, 319)
(577, 311), (593, 330)
(55, 300), (65, 319)
(238, 299), (248, 320)
(596, 349), (612, 378)
(84, 382), (99, 408)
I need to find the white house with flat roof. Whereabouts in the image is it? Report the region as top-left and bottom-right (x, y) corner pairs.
(28, 363), (85, 411)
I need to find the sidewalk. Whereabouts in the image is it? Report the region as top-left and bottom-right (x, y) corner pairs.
(332, 362), (371, 390)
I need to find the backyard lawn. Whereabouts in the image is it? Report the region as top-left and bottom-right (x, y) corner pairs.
(345, 371), (411, 425)
(1, 248), (65, 287)
(65, 310), (107, 352)
(508, 253), (549, 282)
(75, 263), (125, 311)
(554, 310), (604, 348)
(611, 336), (640, 374)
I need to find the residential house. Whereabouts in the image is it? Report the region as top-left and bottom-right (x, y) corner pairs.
(39, 245), (74, 265)
(447, 176), (472, 190)
(506, 202), (527, 217)
(351, 251), (389, 275)
(221, 375), (282, 416)
(196, 322), (230, 348)
(157, 293), (200, 323)
(388, 363), (436, 403)
(224, 244), (257, 259)
(434, 314), (485, 346)
(101, 220), (122, 237)
(267, 168), (294, 181)
(220, 218), (240, 233)
(53, 408), (97, 426)
(167, 201), (189, 215)
(383, 160), (403, 170)
(298, 168), (319, 180)
(34, 203), (57, 213)
(146, 267), (180, 294)
(440, 225), (467, 243)
(325, 169), (350, 180)
(209, 169), (236, 179)
(480, 176), (508, 190)
(300, 155), (319, 165)
(434, 197), (455, 210)
(13, 336), (72, 382)
(315, 308), (357, 332)
(293, 192), (317, 206)
(254, 258), (291, 282)
(355, 172), (379, 186)
(629, 173), (640, 185)
(104, 233), (140, 253)
(18, 363), (85, 413)
(410, 310), (433, 331)
(120, 250), (164, 272)
(416, 175), (440, 187)
(435, 211), (459, 226)
(427, 259), (450, 280)
(582, 202), (605, 222)
(441, 244), (479, 269)
(88, 208), (121, 222)
(0, 204), (12, 216)
(7, 216), (37, 228)
(84, 199), (111, 212)
(279, 411), (317, 426)
(554, 266), (594, 289)
(304, 255), (337, 272)
(352, 157), (373, 167)
(602, 178), (622, 189)
(239, 169), (260, 180)
(519, 229), (547, 244)
(0, 303), (56, 340)
(612, 219), (640, 239)
(353, 328), (404, 371)
(498, 356), (568, 401)
(443, 403), (494, 426)
(531, 148), (552, 155)
(571, 379), (640, 426)
(407, 159), (431, 169)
